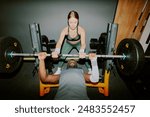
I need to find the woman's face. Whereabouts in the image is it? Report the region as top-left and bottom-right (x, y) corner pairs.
(68, 17), (78, 30)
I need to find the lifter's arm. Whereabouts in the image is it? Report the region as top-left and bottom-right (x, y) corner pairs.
(84, 53), (99, 83)
(38, 52), (60, 83)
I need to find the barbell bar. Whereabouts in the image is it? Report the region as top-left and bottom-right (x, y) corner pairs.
(8, 52), (127, 59)
(145, 56), (150, 59)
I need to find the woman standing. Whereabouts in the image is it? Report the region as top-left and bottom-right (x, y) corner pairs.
(52, 10), (91, 74)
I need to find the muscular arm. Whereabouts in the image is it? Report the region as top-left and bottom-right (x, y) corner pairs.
(84, 54), (99, 83)
(38, 54), (60, 83)
(84, 73), (91, 82)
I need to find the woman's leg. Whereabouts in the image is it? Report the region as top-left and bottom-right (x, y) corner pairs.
(58, 41), (73, 68)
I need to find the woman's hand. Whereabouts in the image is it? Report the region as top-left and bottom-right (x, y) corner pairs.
(79, 52), (86, 58)
(52, 51), (59, 58)
(79, 49), (86, 58)
(52, 48), (60, 58)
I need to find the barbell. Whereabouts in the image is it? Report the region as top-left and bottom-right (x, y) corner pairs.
(0, 37), (147, 77)
(8, 53), (126, 59)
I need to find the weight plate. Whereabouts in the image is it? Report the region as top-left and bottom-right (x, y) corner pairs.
(116, 38), (145, 77)
(0, 37), (23, 74)
(90, 38), (99, 49)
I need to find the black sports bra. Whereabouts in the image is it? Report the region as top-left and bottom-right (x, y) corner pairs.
(65, 27), (81, 41)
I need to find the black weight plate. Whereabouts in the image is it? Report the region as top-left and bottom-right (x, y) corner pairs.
(99, 33), (107, 54)
(99, 32), (107, 44)
(116, 38), (145, 77)
(90, 38), (99, 49)
(0, 37), (23, 74)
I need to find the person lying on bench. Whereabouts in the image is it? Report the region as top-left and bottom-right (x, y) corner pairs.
(38, 52), (99, 100)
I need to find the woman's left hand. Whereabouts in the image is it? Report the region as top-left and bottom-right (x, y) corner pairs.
(79, 52), (86, 58)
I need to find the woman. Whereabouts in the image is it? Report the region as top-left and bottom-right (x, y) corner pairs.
(52, 10), (91, 74)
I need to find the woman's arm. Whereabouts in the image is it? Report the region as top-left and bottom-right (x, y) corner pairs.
(78, 26), (86, 58)
(52, 27), (67, 58)
(55, 27), (67, 49)
(79, 26), (86, 50)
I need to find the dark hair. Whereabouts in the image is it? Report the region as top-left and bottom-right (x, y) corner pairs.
(67, 10), (79, 20)
(67, 59), (78, 69)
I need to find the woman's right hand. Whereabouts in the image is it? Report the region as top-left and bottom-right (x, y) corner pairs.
(52, 51), (59, 58)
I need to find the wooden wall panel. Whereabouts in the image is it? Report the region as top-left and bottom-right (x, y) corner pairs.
(114, 0), (149, 47)
(133, 1), (150, 39)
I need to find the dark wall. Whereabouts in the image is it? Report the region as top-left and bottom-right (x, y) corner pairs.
(0, 0), (117, 51)
(0, 0), (118, 99)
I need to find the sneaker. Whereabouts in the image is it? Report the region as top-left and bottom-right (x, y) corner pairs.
(54, 67), (61, 75)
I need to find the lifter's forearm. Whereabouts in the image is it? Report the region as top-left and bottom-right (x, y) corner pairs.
(90, 59), (99, 83)
(38, 60), (47, 81)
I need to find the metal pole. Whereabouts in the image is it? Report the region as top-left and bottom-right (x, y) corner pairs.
(145, 56), (150, 58)
(9, 52), (126, 59)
